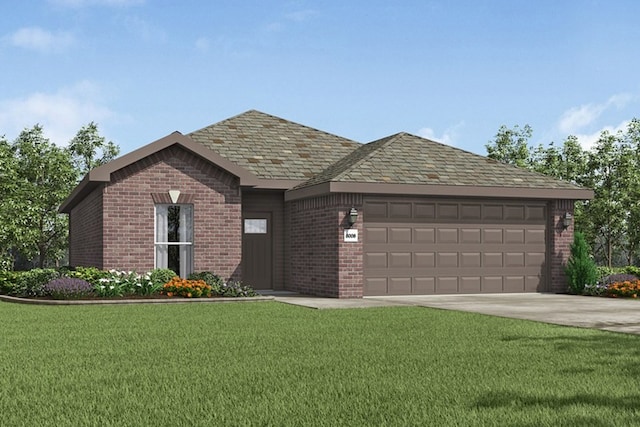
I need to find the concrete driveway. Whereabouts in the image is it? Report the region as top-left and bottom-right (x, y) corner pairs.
(369, 293), (640, 335)
(272, 291), (640, 335)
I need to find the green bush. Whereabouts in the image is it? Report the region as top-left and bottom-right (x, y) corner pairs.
(565, 232), (598, 294)
(219, 280), (258, 297)
(11, 269), (60, 297)
(0, 271), (19, 295)
(188, 271), (224, 294)
(67, 266), (110, 287)
(149, 268), (178, 287)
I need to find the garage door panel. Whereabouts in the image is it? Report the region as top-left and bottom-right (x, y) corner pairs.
(461, 228), (481, 243)
(437, 228), (458, 243)
(483, 253), (503, 267)
(414, 203), (435, 219)
(460, 277), (481, 293)
(389, 228), (412, 243)
(460, 252), (481, 268)
(365, 227), (388, 243)
(526, 252), (545, 266)
(390, 202), (412, 218)
(504, 276), (525, 292)
(366, 202), (388, 220)
(505, 252), (525, 267)
(526, 229), (546, 244)
(414, 228), (435, 243)
(413, 277), (435, 294)
(437, 252), (458, 267)
(505, 205), (525, 220)
(437, 204), (459, 219)
(414, 252), (435, 268)
(365, 277), (387, 295)
(527, 205), (546, 220)
(388, 277), (412, 294)
(461, 204), (481, 220)
(482, 277), (503, 292)
(483, 229), (503, 243)
(526, 275), (543, 292)
(505, 229), (525, 243)
(483, 205), (503, 220)
(365, 252), (387, 268)
(436, 277), (458, 293)
(389, 252), (411, 268)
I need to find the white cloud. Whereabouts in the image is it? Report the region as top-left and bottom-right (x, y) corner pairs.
(7, 27), (74, 52)
(573, 120), (630, 151)
(0, 81), (117, 146)
(418, 121), (465, 146)
(557, 93), (632, 135)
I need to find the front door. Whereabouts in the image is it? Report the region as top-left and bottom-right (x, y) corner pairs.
(242, 212), (273, 289)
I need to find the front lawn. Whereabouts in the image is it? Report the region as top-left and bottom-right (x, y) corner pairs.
(1, 302), (639, 426)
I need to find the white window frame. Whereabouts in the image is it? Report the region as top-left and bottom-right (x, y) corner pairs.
(154, 204), (194, 277)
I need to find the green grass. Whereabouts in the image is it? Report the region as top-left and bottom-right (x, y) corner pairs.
(2, 301), (640, 426)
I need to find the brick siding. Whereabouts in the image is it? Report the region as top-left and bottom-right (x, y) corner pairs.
(285, 194), (363, 298)
(549, 199), (574, 293)
(70, 145), (242, 279)
(69, 184), (105, 268)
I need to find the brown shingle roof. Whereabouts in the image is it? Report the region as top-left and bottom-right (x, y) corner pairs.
(295, 132), (587, 190)
(188, 110), (360, 180)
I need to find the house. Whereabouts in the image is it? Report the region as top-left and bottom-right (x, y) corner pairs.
(60, 110), (593, 298)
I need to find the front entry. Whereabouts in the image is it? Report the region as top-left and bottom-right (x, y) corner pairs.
(242, 212), (273, 289)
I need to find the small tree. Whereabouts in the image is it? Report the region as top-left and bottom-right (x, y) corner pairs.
(565, 231), (598, 294)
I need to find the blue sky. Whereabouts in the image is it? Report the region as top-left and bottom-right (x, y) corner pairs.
(1, 0), (639, 155)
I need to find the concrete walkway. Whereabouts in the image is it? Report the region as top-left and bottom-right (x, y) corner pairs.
(270, 292), (640, 335)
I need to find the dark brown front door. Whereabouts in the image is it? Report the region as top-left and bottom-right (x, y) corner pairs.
(242, 212), (273, 289)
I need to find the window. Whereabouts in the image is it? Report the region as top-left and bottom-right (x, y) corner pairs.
(155, 204), (193, 277)
(244, 219), (267, 234)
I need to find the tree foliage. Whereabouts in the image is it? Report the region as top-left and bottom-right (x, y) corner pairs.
(1, 122), (118, 269)
(68, 122), (119, 178)
(486, 119), (640, 267)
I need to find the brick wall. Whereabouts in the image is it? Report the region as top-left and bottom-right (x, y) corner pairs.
(69, 184), (104, 268)
(285, 194), (363, 298)
(100, 145), (242, 279)
(549, 199), (574, 293)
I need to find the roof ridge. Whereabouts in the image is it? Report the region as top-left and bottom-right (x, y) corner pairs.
(188, 109), (359, 144)
(329, 132), (405, 181)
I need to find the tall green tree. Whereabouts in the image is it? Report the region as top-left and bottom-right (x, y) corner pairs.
(0, 136), (17, 269)
(485, 124), (533, 168)
(68, 122), (119, 178)
(12, 125), (77, 268)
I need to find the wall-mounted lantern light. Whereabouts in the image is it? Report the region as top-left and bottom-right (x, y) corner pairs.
(562, 211), (573, 230)
(347, 207), (358, 228)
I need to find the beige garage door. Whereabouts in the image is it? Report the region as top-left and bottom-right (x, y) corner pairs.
(363, 199), (548, 295)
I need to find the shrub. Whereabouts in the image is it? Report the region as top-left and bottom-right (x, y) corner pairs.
(0, 270), (19, 295)
(161, 277), (212, 298)
(11, 269), (60, 297)
(218, 280), (258, 298)
(565, 232), (598, 294)
(149, 268), (178, 287)
(188, 271), (224, 294)
(44, 278), (93, 300)
(67, 267), (111, 287)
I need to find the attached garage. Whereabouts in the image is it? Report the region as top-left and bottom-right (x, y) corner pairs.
(363, 198), (548, 295)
